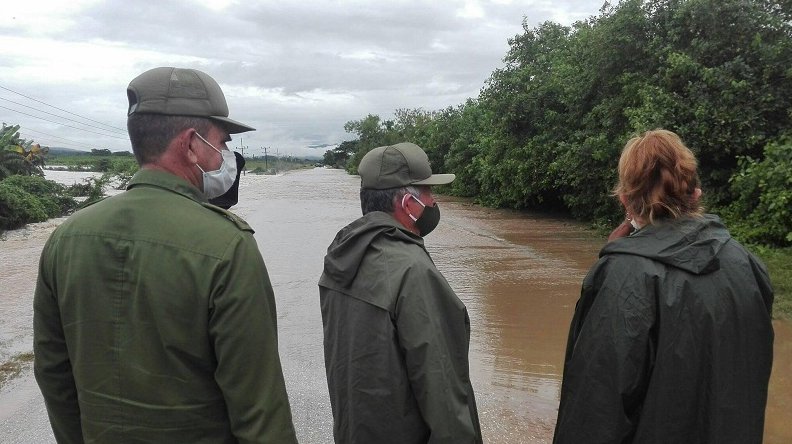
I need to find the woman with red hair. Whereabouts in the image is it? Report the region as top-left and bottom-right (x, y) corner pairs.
(554, 130), (774, 444)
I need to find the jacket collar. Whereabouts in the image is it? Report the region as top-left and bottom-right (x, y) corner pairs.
(127, 168), (207, 203)
(601, 214), (729, 275)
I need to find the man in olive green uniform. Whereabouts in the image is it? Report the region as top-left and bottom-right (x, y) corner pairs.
(319, 142), (482, 444)
(34, 67), (297, 443)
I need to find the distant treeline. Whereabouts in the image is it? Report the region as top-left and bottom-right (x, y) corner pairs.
(47, 147), (134, 157)
(325, 0), (792, 247)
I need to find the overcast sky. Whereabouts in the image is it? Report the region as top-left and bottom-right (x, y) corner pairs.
(0, 0), (605, 158)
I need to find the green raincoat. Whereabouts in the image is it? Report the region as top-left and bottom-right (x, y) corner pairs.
(319, 211), (482, 444)
(34, 169), (296, 444)
(554, 214), (774, 444)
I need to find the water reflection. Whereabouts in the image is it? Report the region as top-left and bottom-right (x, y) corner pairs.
(423, 197), (601, 441)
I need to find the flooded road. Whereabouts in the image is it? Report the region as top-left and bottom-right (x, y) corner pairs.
(1, 167), (791, 442)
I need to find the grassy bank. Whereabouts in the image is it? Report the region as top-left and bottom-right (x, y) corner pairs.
(754, 247), (792, 321)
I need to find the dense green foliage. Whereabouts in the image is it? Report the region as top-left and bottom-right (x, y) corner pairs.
(0, 175), (79, 230)
(331, 0), (792, 246)
(0, 131), (124, 231)
(323, 140), (358, 168)
(727, 138), (792, 245)
(0, 180), (49, 229)
(1, 126), (81, 230)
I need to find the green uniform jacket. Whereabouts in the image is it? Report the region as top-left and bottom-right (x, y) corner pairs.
(554, 215), (774, 444)
(34, 169), (297, 444)
(318, 211), (482, 444)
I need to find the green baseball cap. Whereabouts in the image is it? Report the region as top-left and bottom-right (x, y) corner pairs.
(358, 142), (455, 189)
(126, 67), (254, 134)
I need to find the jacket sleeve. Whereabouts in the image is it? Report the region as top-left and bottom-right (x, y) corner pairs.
(33, 237), (85, 444)
(208, 233), (298, 444)
(554, 255), (657, 444)
(395, 264), (481, 444)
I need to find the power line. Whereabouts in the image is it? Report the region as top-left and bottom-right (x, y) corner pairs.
(18, 126), (93, 148)
(0, 96), (128, 136)
(0, 104), (129, 140)
(0, 83), (127, 133)
(18, 126), (128, 152)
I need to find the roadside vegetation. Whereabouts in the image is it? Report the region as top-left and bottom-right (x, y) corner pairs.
(1, 125), (82, 232)
(755, 249), (792, 321)
(325, 0), (792, 318)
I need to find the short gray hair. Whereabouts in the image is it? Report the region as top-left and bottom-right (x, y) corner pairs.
(127, 114), (213, 165)
(360, 186), (420, 215)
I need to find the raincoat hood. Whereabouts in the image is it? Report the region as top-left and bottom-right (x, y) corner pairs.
(322, 211), (423, 288)
(601, 214), (730, 275)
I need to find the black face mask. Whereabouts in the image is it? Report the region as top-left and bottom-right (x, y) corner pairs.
(404, 194), (441, 236)
(415, 203), (441, 236)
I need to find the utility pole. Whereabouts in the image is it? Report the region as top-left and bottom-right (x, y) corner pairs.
(262, 146), (269, 170)
(238, 138), (246, 176)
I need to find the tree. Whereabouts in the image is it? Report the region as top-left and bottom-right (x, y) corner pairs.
(323, 140), (358, 168)
(335, 0), (792, 245)
(726, 136), (792, 246)
(1, 124), (45, 179)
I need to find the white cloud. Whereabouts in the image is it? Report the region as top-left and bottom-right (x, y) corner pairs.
(192, 0), (236, 11)
(458, 1), (486, 19)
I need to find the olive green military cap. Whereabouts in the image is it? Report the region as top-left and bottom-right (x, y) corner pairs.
(127, 67), (254, 134)
(359, 142), (455, 189)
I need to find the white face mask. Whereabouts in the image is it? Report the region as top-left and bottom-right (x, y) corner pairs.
(194, 132), (237, 199)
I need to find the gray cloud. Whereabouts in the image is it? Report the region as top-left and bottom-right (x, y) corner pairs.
(1, 0), (605, 157)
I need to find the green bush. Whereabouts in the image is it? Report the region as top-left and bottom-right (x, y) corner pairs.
(1, 174), (77, 216)
(726, 138), (792, 246)
(0, 175), (79, 230)
(0, 181), (49, 230)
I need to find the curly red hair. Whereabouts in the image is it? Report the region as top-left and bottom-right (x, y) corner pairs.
(614, 129), (703, 223)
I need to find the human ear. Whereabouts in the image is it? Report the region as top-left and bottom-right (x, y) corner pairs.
(692, 187), (702, 203)
(182, 129), (199, 164)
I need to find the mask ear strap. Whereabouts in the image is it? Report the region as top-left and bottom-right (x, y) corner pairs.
(401, 193), (419, 222)
(401, 193), (411, 209)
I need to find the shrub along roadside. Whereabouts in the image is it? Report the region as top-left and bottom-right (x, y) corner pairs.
(753, 247), (792, 321)
(725, 138), (792, 247)
(0, 174), (86, 231)
(0, 180), (50, 229)
(0, 174), (107, 232)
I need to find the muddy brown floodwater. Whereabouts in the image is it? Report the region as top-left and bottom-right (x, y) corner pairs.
(1, 167), (790, 443)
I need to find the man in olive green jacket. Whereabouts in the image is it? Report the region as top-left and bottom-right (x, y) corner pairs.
(319, 143), (482, 443)
(34, 67), (296, 443)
